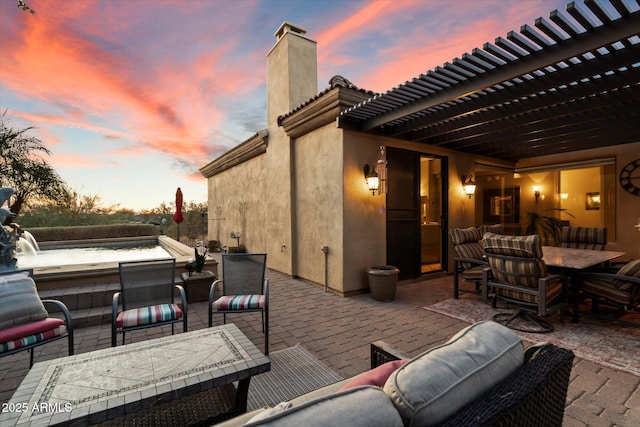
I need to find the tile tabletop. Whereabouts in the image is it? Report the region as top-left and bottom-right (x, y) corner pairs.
(0, 323), (270, 426)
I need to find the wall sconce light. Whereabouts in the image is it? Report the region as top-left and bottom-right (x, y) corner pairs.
(533, 186), (540, 203)
(363, 164), (379, 195)
(462, 175), (476, 199)
(363, 146), (387, 196)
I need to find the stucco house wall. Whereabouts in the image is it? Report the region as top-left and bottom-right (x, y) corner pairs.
(205, 150), (267, 254)
(292, 122), (344, 291)
(202, 21), (639, 296)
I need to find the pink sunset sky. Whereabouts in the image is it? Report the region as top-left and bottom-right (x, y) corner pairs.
(0, 0), (572, 211)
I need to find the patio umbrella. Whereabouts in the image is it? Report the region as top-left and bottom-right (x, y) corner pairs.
(173, 187), (184, 241)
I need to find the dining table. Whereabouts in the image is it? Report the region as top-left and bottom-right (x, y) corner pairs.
(542, 246), (625, 322)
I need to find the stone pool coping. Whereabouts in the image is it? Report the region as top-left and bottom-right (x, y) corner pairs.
(30, 236), (199, 290)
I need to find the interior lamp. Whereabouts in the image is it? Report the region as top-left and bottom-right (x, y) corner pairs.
(462, 175), (476, 199)
(364, 164), (379, 195)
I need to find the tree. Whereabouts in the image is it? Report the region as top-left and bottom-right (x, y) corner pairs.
(0, 111), (71, 223)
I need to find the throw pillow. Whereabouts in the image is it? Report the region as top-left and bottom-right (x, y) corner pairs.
(339, 359), (409, 391)
(383, 320), (524, 427)
(243, 386), (403, 427)
(0, 273), (48, 330)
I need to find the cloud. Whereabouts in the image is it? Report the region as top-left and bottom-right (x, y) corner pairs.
(0, 0), (266, 168)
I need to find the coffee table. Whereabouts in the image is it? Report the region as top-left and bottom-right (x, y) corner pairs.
(0, 323), (270, 426)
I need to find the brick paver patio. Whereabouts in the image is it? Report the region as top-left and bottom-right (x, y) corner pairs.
(1, 262), (638, 426)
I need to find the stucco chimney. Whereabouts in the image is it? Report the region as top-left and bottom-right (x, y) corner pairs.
(266, 21), (318, 128)
(264, 22), (318, 275)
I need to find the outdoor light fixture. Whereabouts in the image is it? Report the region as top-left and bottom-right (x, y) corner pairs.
(363, 164), (379, 195)
(363, 146), (387, 196)
(534, 186), (541, 203)
(462, 175), (476, 199)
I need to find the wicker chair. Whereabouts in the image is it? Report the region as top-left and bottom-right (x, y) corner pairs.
(560, 226), (607, 250)
(209, 253), (269, 354)
(577, 258), (640, 322)
(112, 258), (187, 346)
(1, 269), (74, 367)
(482, 233), (567, 333)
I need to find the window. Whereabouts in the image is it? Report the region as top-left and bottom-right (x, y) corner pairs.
(475, 159), (616, 240)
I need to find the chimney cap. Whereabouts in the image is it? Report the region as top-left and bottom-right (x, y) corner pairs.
(274, 22), (307, 40)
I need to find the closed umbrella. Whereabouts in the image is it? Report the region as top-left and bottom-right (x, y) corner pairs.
(173, 187), (184, 241)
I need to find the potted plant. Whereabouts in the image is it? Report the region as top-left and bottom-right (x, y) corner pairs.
(524, 209), (574, 246)
(182, 241), (217, 303)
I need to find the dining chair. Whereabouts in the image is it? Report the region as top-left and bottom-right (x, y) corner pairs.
(209, 253), (269, 354)
(482, 233), (567, 333)
(1, 269), (74, 366)
(112, 258), (187, 346)
(450, 227), (486, 299)
(560, 226), (607, 250)
(577, 258), (640, 323)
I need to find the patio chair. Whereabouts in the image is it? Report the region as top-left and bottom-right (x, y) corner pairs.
(209, 253), (269, 354)
(112, 258), (187, 347)
(1, 269), (74, 367)
(450, 227), (486, 299)
(560, 226), (607, 250)
(482, 233), (567, 333)
(577, 258), (640, 323)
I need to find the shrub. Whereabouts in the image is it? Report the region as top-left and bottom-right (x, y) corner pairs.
(27, 224), (157, 242)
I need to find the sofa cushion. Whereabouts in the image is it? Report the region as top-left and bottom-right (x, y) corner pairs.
(0, 272), (48, 330)
(243, 386), (403, 427)
(339, 359), (409, 391)
(383, 321), (524, 427)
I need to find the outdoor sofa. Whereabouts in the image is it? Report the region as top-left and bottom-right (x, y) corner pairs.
(218, 320), (574, 426)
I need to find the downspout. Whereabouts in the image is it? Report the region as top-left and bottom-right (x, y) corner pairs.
(321, 245), (329, 291)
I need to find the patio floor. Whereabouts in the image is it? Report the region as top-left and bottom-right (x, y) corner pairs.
(1, 258), (638, 426)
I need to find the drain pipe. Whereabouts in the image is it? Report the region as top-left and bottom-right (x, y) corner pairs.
(321, 245), (329, 292)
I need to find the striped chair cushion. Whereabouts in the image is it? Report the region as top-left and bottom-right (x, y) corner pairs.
(0, 317), (64, 342)
(212, 295), (265, 310)
(487, 257), (547, 288)
(1, 321), (67, 354)
(461, 265), (485, 281)
(581, 277), (640, 306)
(614, 259), (640, 290)
(479, 224), (504, 235)
(450, 227), (481, 245)
(561, 227), (607, 250)
(116, 304), (183, 328)
(454, 243), (485, 269)
(496, 276), (563, 304)
(451, 227), (484, 269)
(483, 233), (544, 259)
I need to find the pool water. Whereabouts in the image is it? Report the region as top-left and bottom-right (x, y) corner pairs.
(16, 245), (173, 269)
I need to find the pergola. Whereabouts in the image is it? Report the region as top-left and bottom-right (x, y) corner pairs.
(338, 0), (639, 162)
